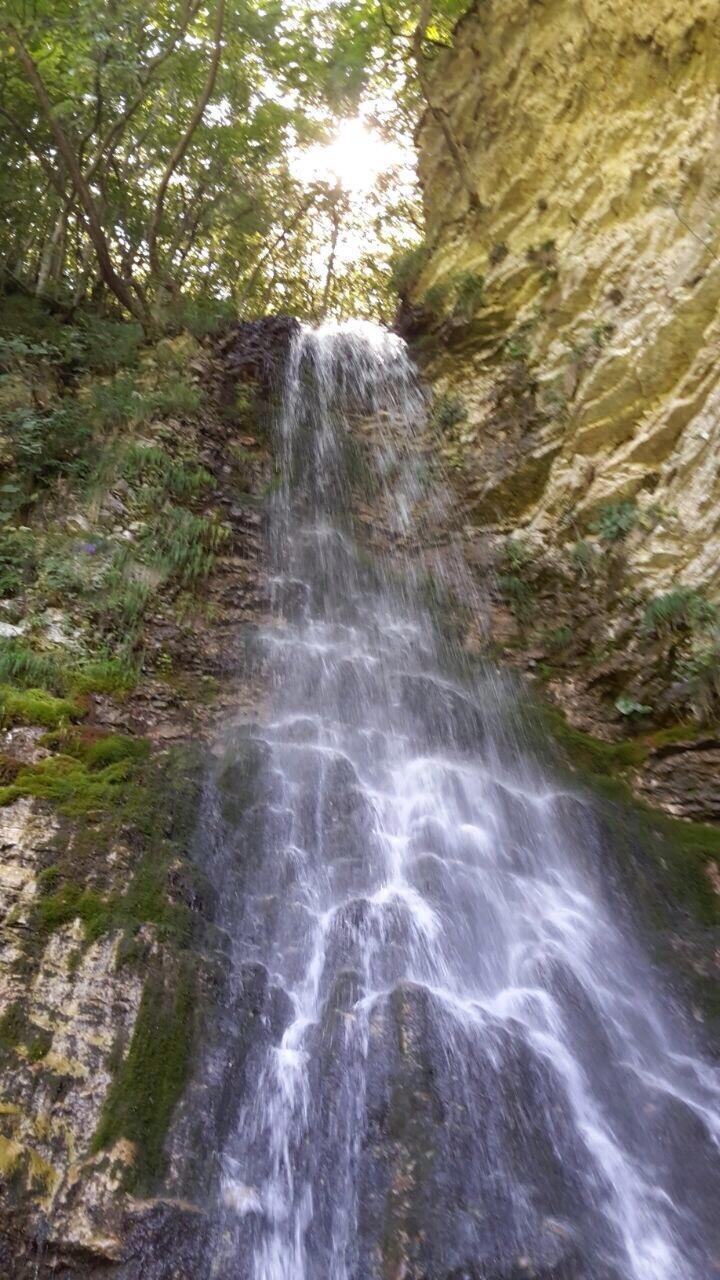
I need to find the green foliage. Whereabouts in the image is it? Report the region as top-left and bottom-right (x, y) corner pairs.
(389, 243), (430, 296)
(451, 270), (485, 319)
(543, 624), (573, 654)
(0, 686), (79, 729)
(498, 574), (534, 621)
(35, 881), (113, 941)
(147, 380), (202, 420)
(0, 639), (64, 691)
(642, 587), (717, 636)
(75, 319), (143, 374)
(121, 443), (211, 503)
(675, 639), (720, 716)
(430, 391), (468, 432)
(570, 539), (599, 577)
(503, 538), (532, 572)
(69, 657), (138, 696)
(3, 404), (92, 490)
(590, 499), (638, 543)
(88, 373), (150, 431)
(141, 507), (229, 588)
(0, 527), (37, 595)
(0, 1001), (51, 1064)
(422, 281), (452, 315)
(0, 753), (139, 817)
(503, 324), (533, 362)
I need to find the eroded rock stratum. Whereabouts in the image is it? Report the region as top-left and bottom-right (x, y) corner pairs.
(404, 0), (720, 794)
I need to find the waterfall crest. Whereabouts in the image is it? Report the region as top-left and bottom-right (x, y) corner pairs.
(204, 322), (720, 1280)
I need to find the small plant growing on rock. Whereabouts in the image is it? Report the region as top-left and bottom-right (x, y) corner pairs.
(676, 638), (720, 719)
(642, 587), (717, 636)
(503, 323), (533, 362)
(591, 321), (615, 348)
(590, 500), (638, 543)
(389, 242), (430, 296)
(570, 539), (599, 579)
(452, 271), (485, 319)
(430, 392), (468, 433)
(421, 280), (452, 316)
(488, 242), (509, 265)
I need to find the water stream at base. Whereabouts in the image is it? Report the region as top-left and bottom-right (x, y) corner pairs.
(203, 321), (720, 1280)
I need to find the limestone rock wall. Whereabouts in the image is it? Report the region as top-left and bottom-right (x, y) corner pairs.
(414, 0), (720, 592)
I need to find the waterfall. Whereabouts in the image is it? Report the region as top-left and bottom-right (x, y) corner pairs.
(203, 321), (720, 1280)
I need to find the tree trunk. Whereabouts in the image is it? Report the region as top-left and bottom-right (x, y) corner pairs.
(6, 24), (151, 327)
(146, 0), (226, 281)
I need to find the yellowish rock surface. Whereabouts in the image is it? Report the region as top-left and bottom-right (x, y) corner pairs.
(416, 0), (720, 591)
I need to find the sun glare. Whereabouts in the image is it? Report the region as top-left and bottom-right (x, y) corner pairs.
(291, 117), (402, 194)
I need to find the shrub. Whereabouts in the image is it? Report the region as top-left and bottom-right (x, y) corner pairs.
(75, 318), (143, 374)
(4, 404), (92, 486)
(430, 391), (468, 432)
(590, 499), (638, 543)
(389, 242), (430, 296)
(543, 624), (573, 654)
(570, 539), (598, 577)
(676, 640), (720, 717)
(503, 325), (532, 362)
(69, 656), (137, 695)
(452, 271), (485, 319)
(148, 380), (201, 419)
(121, 443), (211, 503)
(142, 507), (228, 587)
(503, 538), (532, 572)
(0, 639), (64, 691)
(36, 551), (89, 602)
(0, 527), (36, 596)
(422, 281), (451, 315)
(88, 373), (150, 430)
(169, 295), (235, 339)
(643, 587), (717, 636)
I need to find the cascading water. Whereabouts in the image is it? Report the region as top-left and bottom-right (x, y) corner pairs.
(203, 321), (720, 1280)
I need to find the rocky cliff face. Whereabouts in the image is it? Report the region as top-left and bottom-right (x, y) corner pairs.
(0, 308), (278, 1274)
(406, 0), (720, 796)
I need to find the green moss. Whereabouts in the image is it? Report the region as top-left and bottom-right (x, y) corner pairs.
(0, 1002), (26, 1054)
(537, 703), (720, 927)
(68, 658), (138, 695)
(538, 705), (648, 775)
(35, 882), (114, 940)
(92, 960), (196, 1192)
(0, 754), (136, 817)
(0, 1001), (52, 1064)
(0, 686), (80, 729)
(24, 742), (204, 948)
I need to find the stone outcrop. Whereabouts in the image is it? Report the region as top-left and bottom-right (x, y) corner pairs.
(0, 328), (273, 1274)
(405, 0), (720, 797)
(414, 0), (720, 587)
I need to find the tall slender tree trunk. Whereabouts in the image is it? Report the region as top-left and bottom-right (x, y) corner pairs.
(146, 0), (226, 281)
(6, 23), (152, 327)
